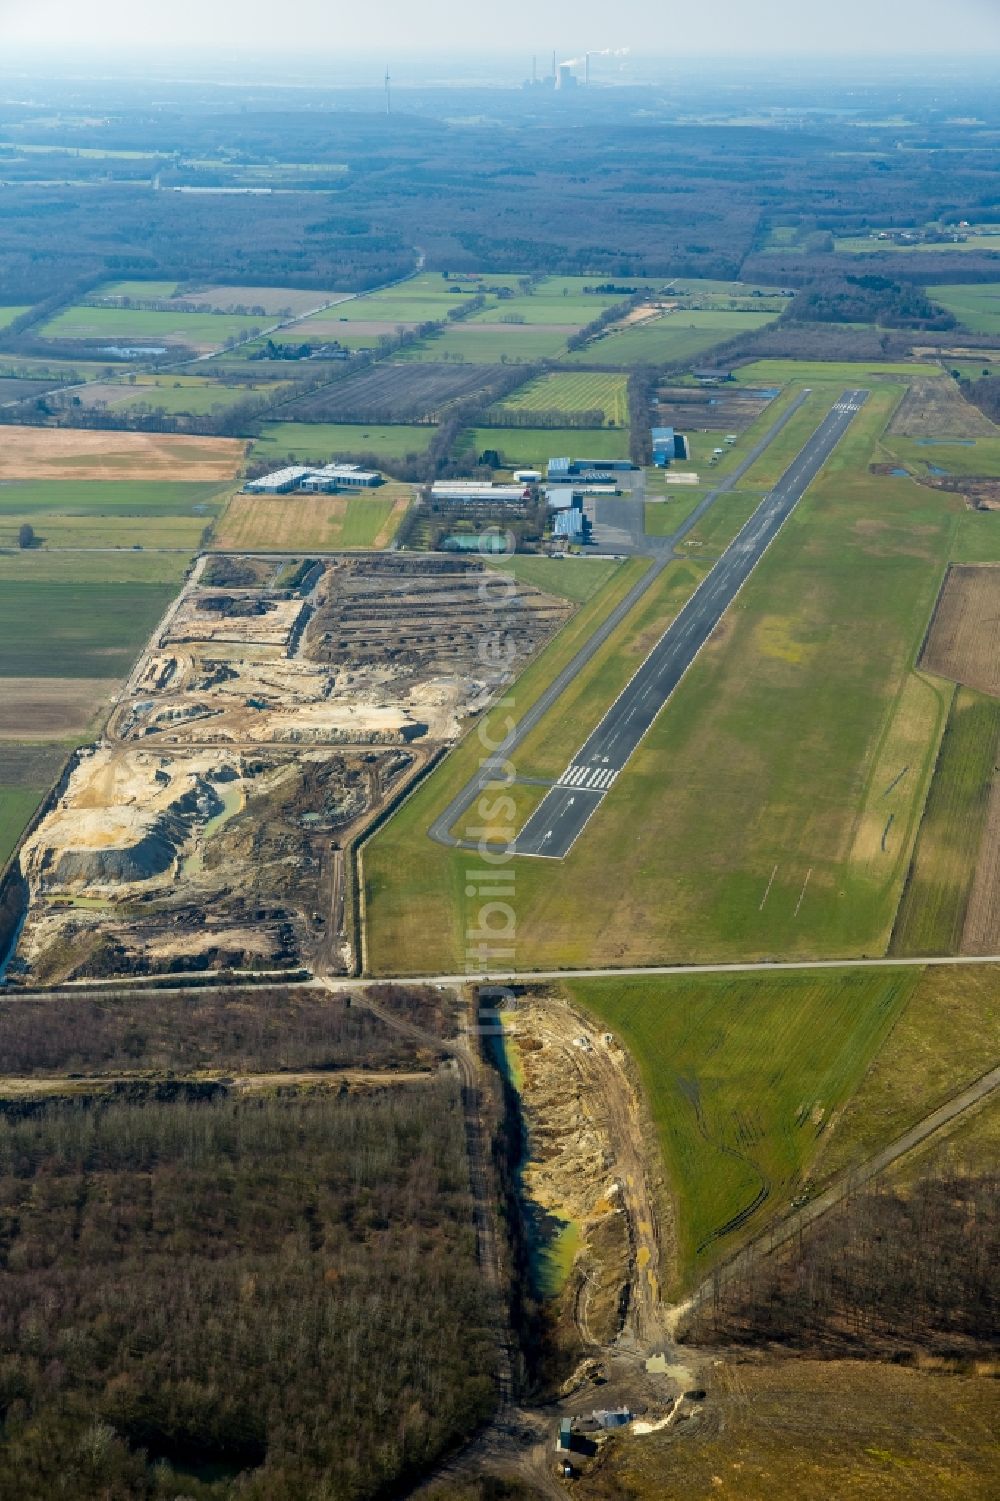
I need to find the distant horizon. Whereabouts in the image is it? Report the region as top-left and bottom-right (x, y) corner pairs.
(1, 0), (999, 63)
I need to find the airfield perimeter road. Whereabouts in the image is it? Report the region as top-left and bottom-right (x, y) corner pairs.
(516, 390), (870, 857)
(427, 386), (813, 850)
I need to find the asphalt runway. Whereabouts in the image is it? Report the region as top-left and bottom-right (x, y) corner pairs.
(516, 390), (869, 858)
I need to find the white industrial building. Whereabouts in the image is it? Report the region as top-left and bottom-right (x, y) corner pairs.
(430, 482), (532, 503)
(244, 462), (382, 495)
(244, 466), (315, 495)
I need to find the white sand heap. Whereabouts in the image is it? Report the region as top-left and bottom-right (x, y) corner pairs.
(19, 745), (241, 894)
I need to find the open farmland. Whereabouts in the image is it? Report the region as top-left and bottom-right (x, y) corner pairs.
(278, 361), (510, 423)
(0, 678), (117, 741)
(98, 283), (348, 316)
(69, 373), (287, 418)
(398, 323), (572, 362)
(890, 689), (1000, 955)
(253, 421), (434, 462)
(0, 580), (175, 677)
(0, 426), (244, 482)
(38, 304), (271, 352)
(213, 491), (410, 551)
(565, 309), (778, 366)
(0, 787), (43, 868)
(490, 370), (629, 425)
(565, 969), (915, 1291)
(469, 425), (629, 468)
(888, 376), (997, 439)
(814, 964), (1000, 1182)
(921, 565), (1000, 696)
(0, 305), (29, 329)
(928, 282), (1000, 334)
(582, 1359), (998, 1501)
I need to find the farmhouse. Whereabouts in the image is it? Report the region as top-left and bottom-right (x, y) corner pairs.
(245, 463), (383, 495)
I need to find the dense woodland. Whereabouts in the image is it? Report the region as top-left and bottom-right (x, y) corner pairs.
(0, 1083), (496, 1500)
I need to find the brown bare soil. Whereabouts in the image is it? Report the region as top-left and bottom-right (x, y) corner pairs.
(302, 317), (408, 337)
(0, 677), (118, 739)
(0, 425), (245, 482)
(889, 376), (997, 438)
(921, 564), (1000, 697)
(962, 774), (1000, 952)
(181, 286), (346, 317)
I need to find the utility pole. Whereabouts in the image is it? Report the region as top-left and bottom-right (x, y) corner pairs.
(385, 64), (391, 116)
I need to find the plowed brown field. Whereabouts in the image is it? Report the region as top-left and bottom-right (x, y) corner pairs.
(0, 426), (245, 482)
(921, 564), (1000, 697)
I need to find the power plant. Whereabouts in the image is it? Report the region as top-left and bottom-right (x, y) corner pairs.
(523, 48), (629, 92)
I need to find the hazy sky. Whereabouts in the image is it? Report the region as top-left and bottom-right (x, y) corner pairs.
(0, 0), (998, 57)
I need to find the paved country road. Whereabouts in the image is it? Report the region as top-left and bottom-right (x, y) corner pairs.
(517, 390), (870, 857)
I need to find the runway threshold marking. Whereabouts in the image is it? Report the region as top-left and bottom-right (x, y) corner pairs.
(515, 390), (870, 860)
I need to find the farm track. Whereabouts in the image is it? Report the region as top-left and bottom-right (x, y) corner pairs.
(669, 1060), (1000, 1335)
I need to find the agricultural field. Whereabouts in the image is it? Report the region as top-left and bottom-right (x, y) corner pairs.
(280, 362), (509, 423)
(38, 304), (270, 352)
(564, 309), (778, 367)
(0, 479), (225, 518)
(69, 373), (287, 417)
(890, 689), (1000, 955)
(87, 283), (346, 317)
(921, 564), (1000, 697)
(0, 678), (119, 742)
(252, 421), (434, 462)
(0, 426), (244, 483)
(469, 426), (629, 469)
(490, 371), (628, 425)
(565, 968), (916, 1290)
(0, 305), (29, 330)
(0, 786), (43, 869)
(814, 963), (1000, 1183)
(398, 323), (573, 363)
(583, 1359), (999, 1501)
(928, 282), (1000, 334)
(887, 376), (997, 440)
(213, 490), (410, 551)
(0, 580), (176, 677)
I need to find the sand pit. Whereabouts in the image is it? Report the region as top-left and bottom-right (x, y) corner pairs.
(0, 426), (245, 483)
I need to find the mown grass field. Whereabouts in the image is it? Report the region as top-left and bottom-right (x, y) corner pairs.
(213, 491), (409, 551)
(491, 371), (628, 425)
(0, 514), (209, 550)
(0, 786), (42, 869)
(483, 554), (620, 603)
(0, 481), (226, 517)
(814, 963), (1000, 1184)
(732, 358), (942, 387)
(565, 969), (916, 1290)
(928, 282), (1000, 334)
(0, 581), (174, 677)
(253, 421), (435, 461)
(39, 305), (268, 348)
(398, 324), (572, 363)
(364, 386), (974, 974)
(470, 426), (629, 468)
(0, 550), (188, 585)
(564, 310), (777, 367)
(890, 689), (1000, 955)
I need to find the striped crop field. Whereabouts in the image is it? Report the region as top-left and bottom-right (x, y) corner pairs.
(491, 371), (629, 426)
